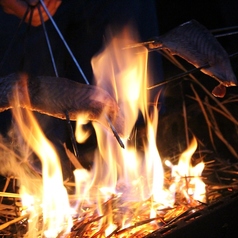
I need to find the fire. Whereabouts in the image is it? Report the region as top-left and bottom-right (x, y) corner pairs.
(165, 137), (205, 205)
(2, 26), (206, 237)
(11, 79), (72, 237)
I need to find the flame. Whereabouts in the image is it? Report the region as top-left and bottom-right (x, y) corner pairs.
(165, 137), (206, 204)
(91, 28), (148, 136)
(105, 223), (118, 237)
(11, 77), (72, 237)
(4, 26), (206, 237)
(75, 113), (92, 143)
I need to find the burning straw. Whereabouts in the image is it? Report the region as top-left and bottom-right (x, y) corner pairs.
(1, 23), (238, 238)
(1, 159), (237, 237)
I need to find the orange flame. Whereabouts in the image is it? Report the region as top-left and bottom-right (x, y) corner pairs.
(5, 26), (206, 237)
(165, 137), (205, 204)
(11, 75), (72, 237)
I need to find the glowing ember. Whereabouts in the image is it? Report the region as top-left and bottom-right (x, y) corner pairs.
(1, 26), (206, 237)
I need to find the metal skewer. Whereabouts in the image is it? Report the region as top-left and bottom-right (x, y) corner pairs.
(39, 0), (89, 85)
(124, 36), (238, 90)
(37, 4), (58, 77)
(147, 51), (238, 90)
(124, 24), (238, 51)
(39, 0), (124, 149)
(38, 4), (81, 160)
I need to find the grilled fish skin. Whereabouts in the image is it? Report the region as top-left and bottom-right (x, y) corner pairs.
(0, 73), (123, 133)
(149, 20), (237, 97)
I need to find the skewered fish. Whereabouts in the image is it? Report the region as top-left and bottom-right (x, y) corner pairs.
(0, 73), (123, 133)
(148, 19), (237, 97)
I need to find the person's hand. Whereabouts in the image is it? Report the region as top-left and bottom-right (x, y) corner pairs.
(0, 0), (62, 26)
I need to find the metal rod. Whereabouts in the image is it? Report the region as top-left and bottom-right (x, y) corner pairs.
(39, 0), (89, 85)
(147, 64), (208, 90)
(214, 30), (238, 38)
(65, 111), (80, 159)
(106, 116), (125, 149)
(211, 25), (238, 34)
(125, 25), (238, 51)
(38, 3), (82, 159)
(37, 4), (59, 77)
(39, 0), (124, 148)
(147, 51), (238, 90)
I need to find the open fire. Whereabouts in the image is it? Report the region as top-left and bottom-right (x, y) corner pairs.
(0, 26), (217, 237)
